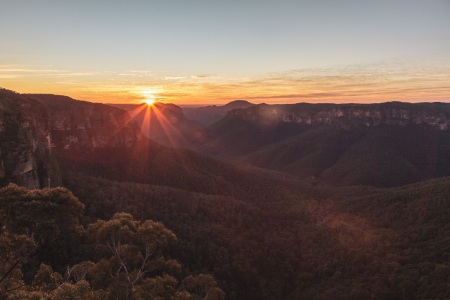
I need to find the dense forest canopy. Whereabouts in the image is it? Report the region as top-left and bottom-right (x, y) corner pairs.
(0, 184), (224, 299)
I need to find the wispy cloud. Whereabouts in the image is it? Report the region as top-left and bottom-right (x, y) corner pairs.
(2, 61), (449, 104)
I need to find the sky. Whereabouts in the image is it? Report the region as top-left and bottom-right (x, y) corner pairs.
(1, 0), (450, 105)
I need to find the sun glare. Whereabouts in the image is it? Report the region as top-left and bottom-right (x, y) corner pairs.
(139, 88), (160, 106)
(143, 99), (155, 106)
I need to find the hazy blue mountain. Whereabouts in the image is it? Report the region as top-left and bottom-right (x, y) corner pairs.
(182, 100), (254, 125)
(200, 102), (450, 187)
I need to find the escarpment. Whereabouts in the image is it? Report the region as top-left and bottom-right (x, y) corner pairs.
(224, 102), (450, 130)
(0, 90), (141, 188)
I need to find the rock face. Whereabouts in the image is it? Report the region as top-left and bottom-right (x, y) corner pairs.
(0, 90), (55, 188)
(183, 100), (254, 125)
(31, 94), (142, 152)
(203, 102), (450, 187)
(111, 102), (203, 149)
(0, 90), (142, 189)
(224, 102), (450, 130)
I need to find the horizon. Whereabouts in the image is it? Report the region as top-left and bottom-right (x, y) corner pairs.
(4, 86), (450, 107)
(1, 0), (450, 104)
(8, 88), (450, 108)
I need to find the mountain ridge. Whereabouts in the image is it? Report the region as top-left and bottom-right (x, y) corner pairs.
(200, 101), (450, 187)
(110, 102), (204, 148)
(2, 88), (450, 299)
(183, 99), (254, 125)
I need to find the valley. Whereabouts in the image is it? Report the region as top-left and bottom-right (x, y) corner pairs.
(0, 88), (449, 299)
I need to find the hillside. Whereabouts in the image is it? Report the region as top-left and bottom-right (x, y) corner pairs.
(61, 171), (450, 299)
(1, 89), (449, 299)
(182, 100), (254, 125)
(111, 102), (204, 149)
(0, 89), (302, 198)
(0, 90), (59, 188)
(200, 102), (450, 187)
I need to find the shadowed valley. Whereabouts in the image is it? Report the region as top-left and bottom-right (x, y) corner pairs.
(0, 88), (449, 299)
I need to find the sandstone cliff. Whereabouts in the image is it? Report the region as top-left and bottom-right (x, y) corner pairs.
(203, 102), (450, 187)
(0, 90), (142, 189)
(0, 89), (55, 188)
(225, 102), (450, 130)
(31, 94), (142, 151)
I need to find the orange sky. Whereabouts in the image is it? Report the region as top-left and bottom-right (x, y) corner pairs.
(2, 1), (450, 105)
(1, 62), (449, 105)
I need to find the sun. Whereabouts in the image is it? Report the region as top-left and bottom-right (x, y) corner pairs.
(139, 89), (159, 106)
(143, 99), (155, 106)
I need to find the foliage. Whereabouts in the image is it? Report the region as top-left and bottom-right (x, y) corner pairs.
(62, 172), (450, 299)
(0, 185), (224, 299)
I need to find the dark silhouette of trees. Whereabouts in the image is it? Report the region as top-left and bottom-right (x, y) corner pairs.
(0, 185), (224, 299)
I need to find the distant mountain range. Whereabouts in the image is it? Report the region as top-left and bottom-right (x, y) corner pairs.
(0, 90), (288, 196)
(182, 100), (254, 125)
(3, 89), (450, 189)
(1, 88), (450, 299)
(199, 102), (450, 187)
(110, 102), (204, 148)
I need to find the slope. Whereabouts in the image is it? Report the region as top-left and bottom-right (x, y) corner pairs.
(111, 102), (204, 149)
(62, 170), (450, 300)
(201, 102), (450, 187)
(183, 100), (254, 125)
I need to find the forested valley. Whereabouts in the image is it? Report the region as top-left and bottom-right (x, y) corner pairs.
(1, 89), (450, 299)
(2, 171), (449, 299)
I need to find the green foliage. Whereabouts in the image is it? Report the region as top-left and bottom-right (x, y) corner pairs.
(32, 263), (63, 292)
(86, 213), (180, 298)
(134, 274), (179, 299)
(50, 280), (105, 300)
(62, 170), (450, 299)
(179, 274), (225, 300)
(0, 184), (85, 272)
(0, 185), (224, 299)
(0, 184), (84, 243)
(2, 91), (450, 299)
(0, 229), (36, 298)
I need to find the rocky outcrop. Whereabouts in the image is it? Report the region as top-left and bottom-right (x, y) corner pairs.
(225, 102), (450, 130)
(0, 90), (142, 189)
(31, 94), (142, 151)
(111, 102), (204, 149)
(202, 101), (450, 187)
(183, 100), (254, 125)
(0, 90), (56, 188)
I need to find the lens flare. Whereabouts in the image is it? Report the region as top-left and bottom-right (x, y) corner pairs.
(143, 99), (155, 106)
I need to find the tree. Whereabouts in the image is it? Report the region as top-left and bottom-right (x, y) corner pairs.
(87, 213), (180, 299)
(0, 184), (85, 268)
(179, 274), (225, 300)
(0, 184), (84, 244)
(0, 229), (36, 298)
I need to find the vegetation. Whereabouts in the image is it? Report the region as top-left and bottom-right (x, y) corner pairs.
(202, 103), (450, 187)
(0, 184), (224, 299)
(1, 89), (450, 299)
(2, 145), (449, 299)
(60, 171), (450, 299)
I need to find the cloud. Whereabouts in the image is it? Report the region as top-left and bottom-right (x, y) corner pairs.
(0, 75), (20, 79)
(0, 67), (62, 74)
(246, 93), (345, 100)
(2, 60), (449, 104)
(164, 76), (187, 80)
(191, 74), (216, 79)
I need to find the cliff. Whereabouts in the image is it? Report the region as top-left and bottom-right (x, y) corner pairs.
(0, 90), (56, 188)
(203, 102), (450, 187)
(111, 102), (203, 148)
(224, 102), (450, 130)
(0, 90), (142, 189)
(31, 94), (142, 151)
(183, 100), (254, 125)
